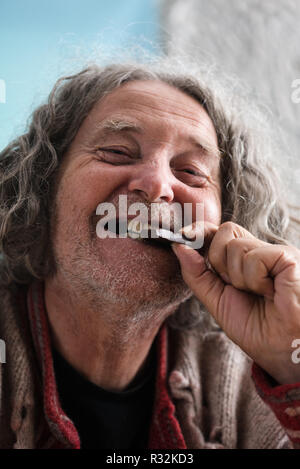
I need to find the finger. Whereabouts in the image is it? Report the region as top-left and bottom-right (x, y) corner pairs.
(179, 221), (219, 255)
(171, 242), (226, 315)
(208, 221), (265, 280)
(226, 238), (271, 294)
(241, 245), (275, 299)
(171, 239), (260, 341)
(243, 245), (300, 301)
(179, 220), (218, 239)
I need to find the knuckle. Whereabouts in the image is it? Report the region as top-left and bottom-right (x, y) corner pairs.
(227, 239), (247, 264)
(208, 249), (220, 268)
(231, 277), (246, 290)
(283, 246), (299, 264)
(247, 276), (261, 292)
(220, 221), (236, 232)
(244, 249), (257, 263)
(227, 237), (242, 253)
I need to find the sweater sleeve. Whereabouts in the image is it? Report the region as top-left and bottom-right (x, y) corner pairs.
(251, 361), (300, 448)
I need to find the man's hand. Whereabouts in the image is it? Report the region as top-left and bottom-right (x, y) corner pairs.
(172, 221), (300, 385)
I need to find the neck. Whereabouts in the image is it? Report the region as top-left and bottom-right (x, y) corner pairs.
(44, 275), (177, 391)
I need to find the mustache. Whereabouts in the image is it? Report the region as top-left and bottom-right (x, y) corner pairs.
(90, 194), (185, 235)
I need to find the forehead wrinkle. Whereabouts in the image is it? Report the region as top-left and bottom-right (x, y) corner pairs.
(118, 85), (202, 119)
(100, 85), (215, 135)
(129, 99), (209, 128)
(89, 114), (221, 160)
(115, 97), (220, 155)
(88, 85), (220, 158)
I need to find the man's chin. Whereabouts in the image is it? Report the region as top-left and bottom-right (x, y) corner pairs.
(53, 236), (192, 314)
(91, 264), (192, 316)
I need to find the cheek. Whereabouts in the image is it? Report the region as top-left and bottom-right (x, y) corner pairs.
(57, 164), (127, 218)
(204, 196), (222, 225)
(187, 189), (222, 226)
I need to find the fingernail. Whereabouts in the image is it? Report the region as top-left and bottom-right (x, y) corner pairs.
(172, 242), (193, 253)
(180, 225), (196, 240)
(171, 243), (178, 253)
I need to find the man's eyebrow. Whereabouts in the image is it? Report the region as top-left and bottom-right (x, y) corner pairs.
(92, 117), (222, 158)
(94, 118), (142, 135)
(188, 135), (222, 159)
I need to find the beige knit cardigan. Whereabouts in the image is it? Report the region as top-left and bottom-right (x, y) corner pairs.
(0, 281), (295, 449)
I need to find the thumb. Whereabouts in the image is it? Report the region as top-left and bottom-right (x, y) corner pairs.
(171, 243), (225, 318)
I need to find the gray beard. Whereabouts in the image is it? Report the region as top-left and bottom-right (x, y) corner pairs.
(51, 235), (193, 327)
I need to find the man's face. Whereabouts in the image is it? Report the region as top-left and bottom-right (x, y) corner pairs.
(49, 80), (222, 315)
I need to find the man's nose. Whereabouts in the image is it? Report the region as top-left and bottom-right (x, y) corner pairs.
(127, 161), (174, 203)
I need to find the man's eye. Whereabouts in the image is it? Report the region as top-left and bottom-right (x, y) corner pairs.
(95, 148), (133, 164)
(180, 168), (199, 175)
(99, 148), (129, 156)
(174, 168), (206, 177)
(105, 149), (126, 155)
(173, 168), (208, 187)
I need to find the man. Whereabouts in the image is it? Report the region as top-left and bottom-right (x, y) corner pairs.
(0, 60), (300, 449)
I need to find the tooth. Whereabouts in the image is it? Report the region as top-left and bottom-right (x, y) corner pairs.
(127, 220), (141, 239)
(142, 222), (151, 231)
(128, 220), (140, 233)
(127, 220), (152, 240)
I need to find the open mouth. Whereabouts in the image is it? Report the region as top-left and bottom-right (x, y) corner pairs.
(103, 219), (172, 249)
(102, 219), (197, 251)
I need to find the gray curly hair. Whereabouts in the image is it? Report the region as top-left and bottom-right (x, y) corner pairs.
(0, 56), (299, 291)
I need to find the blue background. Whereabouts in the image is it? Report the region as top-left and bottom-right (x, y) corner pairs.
(0, 0), (159, 151)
